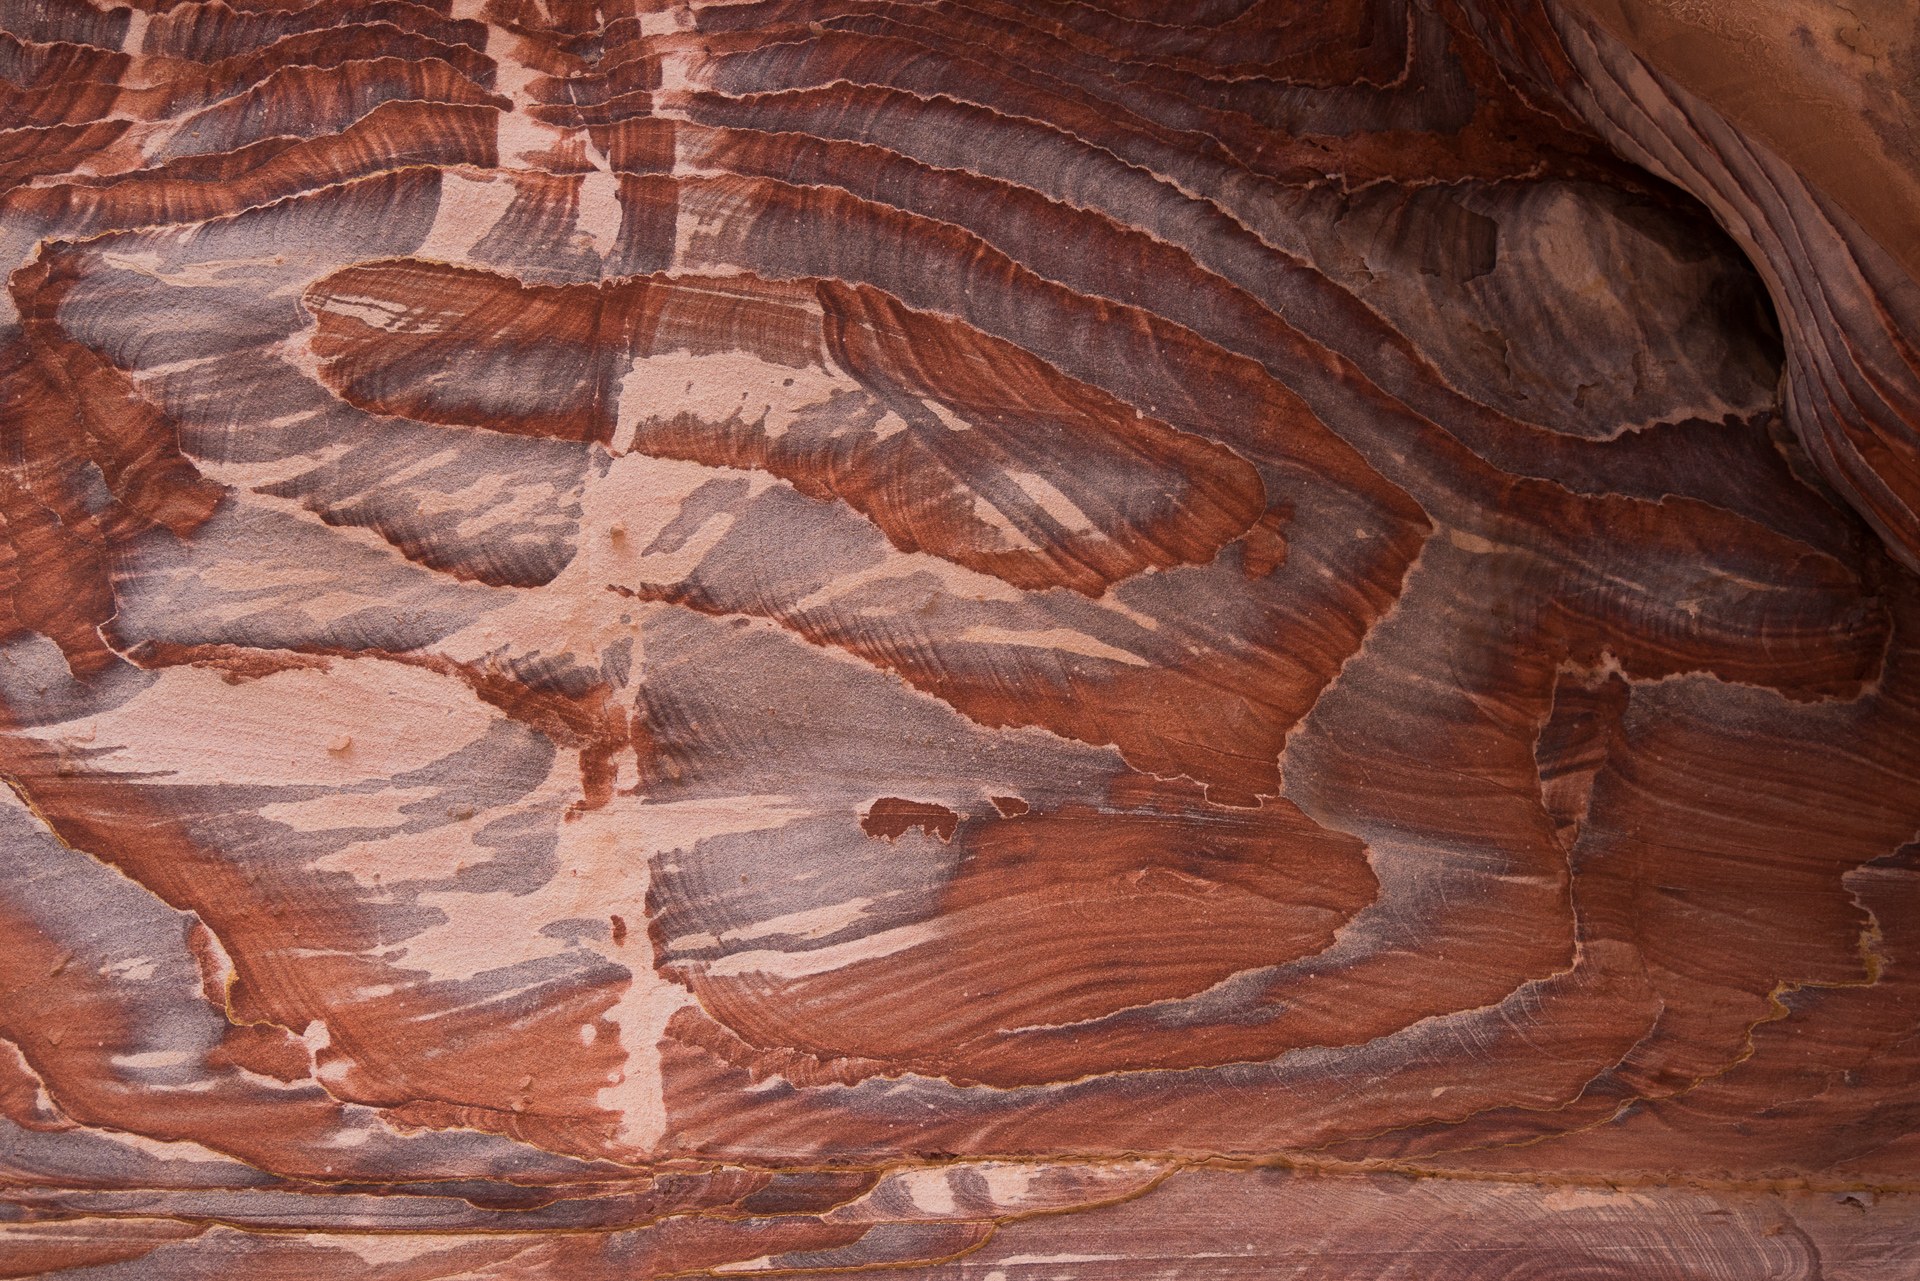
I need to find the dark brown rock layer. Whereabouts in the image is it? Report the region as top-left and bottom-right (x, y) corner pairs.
(0, 0), (1914, 1277)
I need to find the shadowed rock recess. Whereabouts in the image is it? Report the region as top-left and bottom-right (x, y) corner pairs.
(0, 0), (1915, 1276)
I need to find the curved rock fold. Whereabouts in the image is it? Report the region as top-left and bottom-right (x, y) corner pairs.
(0, 1), (1915, 1277)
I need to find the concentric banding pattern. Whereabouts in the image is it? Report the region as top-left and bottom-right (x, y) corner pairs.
(0, 1), (1915, 1276)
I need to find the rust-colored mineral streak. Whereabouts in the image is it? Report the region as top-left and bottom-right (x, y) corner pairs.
(0, 1), (1916, 1277)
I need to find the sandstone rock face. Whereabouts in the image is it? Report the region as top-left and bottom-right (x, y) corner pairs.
(0, 1), (1915, 1277)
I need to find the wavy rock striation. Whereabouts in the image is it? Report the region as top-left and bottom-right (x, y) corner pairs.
(0, 0), (1915, 1276)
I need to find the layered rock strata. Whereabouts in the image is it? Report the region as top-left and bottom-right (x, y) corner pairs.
(0, 1), (1915, 1277)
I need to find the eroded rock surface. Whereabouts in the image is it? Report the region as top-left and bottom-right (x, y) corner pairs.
(0, 0), (1915, 1276)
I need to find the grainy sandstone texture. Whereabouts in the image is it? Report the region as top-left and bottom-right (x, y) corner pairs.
(0, 1), (1916, 1276)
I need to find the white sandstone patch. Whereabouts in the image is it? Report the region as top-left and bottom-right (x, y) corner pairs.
(612, 349), (862, 448)
(23, 660), (500, 789)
